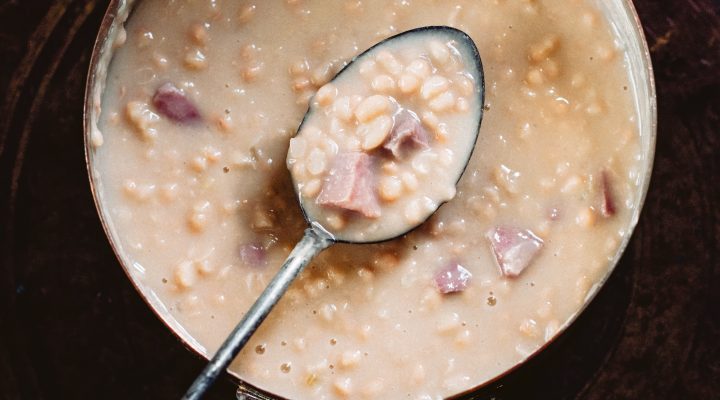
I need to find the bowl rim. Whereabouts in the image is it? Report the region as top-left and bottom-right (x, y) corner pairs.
(83, 1), (657, 398)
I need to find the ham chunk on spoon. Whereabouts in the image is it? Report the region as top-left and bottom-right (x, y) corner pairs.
(317, 152), (381, 218)
(487, 226), (543, 277)
(383, 109), (429, 158)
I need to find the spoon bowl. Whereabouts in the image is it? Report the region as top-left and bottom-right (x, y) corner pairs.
(292, 26), (485, 243)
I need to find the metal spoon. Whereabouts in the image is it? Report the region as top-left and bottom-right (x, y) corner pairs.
(182, 26), (484, 400)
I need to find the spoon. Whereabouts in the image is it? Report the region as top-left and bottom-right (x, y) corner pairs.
(183, 26), (484, 400)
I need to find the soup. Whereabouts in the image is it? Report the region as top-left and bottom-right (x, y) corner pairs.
(91, 1), (646, 398)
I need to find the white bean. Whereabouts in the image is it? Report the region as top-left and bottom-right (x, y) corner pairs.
(333, 378), (353, 397)
(398, 73), (420, 94)
(456, 96), (470, 112)
(125, 101), (159, 140)
(379, 176), (403, 202)
(174, 261), (197, 288)
(339, 350), (362, 369)
(354, 95), (391, 123)
(306, 148), (327, 175)
(429, 40), (451, 65)
(184, 49), (208, 70)
(358, 115), (393, 150)
(371, 74), (396, 93)
(315, 83), (337, 106)
(519, 318), (539, 338)
(189, 24), (208, 46)
(421, 76), (450, 100)
(575, 207), (596, 228)
(302, 179), (322, 197)
(404, 199), (424, 225)
(194, 259), (213, 275)
(401, 171), (419, 191)
(376, 50), (403, 75)
(332, 96), (353, 122)
(406, 58), (432, 78)
(238, 4), (256, 23)
(289, 59), (310, 76)
(241, 61), (263, 83)
(455, 74), (475, 96)
(437, 312), (461, 333)
(412, 152), (438, 175)
(429, 90), (456, 112)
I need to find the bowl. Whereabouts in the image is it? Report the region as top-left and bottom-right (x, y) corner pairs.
(83, 1), (656, 398)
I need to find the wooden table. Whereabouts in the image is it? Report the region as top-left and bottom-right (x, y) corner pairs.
(1, 1), (717, 398)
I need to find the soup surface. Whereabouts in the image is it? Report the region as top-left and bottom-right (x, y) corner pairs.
(93, 1), (643, 398)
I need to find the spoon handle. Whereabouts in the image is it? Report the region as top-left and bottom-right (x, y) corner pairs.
(183, 223), (335, 400)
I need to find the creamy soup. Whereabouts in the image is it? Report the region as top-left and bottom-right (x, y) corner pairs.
(93, 1), (644, 399)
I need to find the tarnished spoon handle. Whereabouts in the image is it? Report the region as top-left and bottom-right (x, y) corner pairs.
(182, 223), (335, 400)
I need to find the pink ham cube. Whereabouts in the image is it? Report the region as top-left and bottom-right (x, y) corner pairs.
(383, 110), (429, 158)
(317, 152), (381, 218)
(487, 226), (543, 278)
(600, 170), (616, 218)
(152, 82), (201, 123)
(239, 243), (267, 268)
(434, 262), (472, 294)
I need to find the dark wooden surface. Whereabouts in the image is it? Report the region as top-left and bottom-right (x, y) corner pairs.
(0, 1), (718, 399)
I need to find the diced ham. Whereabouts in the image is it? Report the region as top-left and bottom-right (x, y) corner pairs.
(433, 261), (472, 294)
(317, 152), (381, 218)
(152, 82), (201, 123)
(239, 243), (267, 268)
(600, 170), (616, 218)
(549, 207), (561, 221)
(487, 226), (543, 278)
(383, 109), (429, 158)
